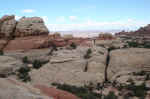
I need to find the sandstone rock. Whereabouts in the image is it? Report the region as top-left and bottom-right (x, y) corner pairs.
(15, 17), (49, 37)
(30, 46), (107, 86)
(0, 78), (51, 99)
(0, 56), (23, 77)
(0, 40), (7, 50)
(4, 36), (51, 51)
(108, 48), (150, 80)
(0, 15), (17, 38)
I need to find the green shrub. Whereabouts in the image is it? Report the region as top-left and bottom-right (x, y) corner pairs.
(133, 71), (146, 76)
(104, 91), (118, 99)
(70, 42), (77, 49)
(52, 83), (101, 99)
(0, 50), (4, 55)
(32, 60), (48, 69)
(125, 82), (147, 98)
(32, 60), (42, 69)
(22, 56), (29, 63)
(17, 66), (31, 82)
(84, 48), (92, 59)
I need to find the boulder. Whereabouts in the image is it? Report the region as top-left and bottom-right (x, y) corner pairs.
(107, 48), (150, 80)
(0, 15), (17, 38)
(0, 56), (23, 77)
(15, 17), (49, 37)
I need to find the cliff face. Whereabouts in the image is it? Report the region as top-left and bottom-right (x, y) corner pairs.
(0, 15), (49, 51)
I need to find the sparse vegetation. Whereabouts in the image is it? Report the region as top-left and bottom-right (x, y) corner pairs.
(127, 41), (150, 48)
(17, 66), (31, 82)
(0, 50), (4, 56)
(32, 59), (49, 69)
(104, 91), (118, 99)
(22, 56), (29, 63)
(52, 83), (101, 99)
(70, 42), (77, 49)
(84, 48), (92, 59)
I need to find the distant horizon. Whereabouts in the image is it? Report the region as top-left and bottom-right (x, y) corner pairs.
(1, 0), (150, 32)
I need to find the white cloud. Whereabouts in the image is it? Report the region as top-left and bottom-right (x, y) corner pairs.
(22, 9), (36, 13)
(15, 16), (22, 20)
(69, 16), (78, 21)
(46, 19), (150, 32)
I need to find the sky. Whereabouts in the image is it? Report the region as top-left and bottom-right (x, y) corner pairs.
(0, 0), (150, 32)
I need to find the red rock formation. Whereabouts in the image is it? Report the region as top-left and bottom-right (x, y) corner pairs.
(35, 85), (80, 99)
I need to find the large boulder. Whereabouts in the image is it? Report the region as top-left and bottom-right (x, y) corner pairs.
(107, 48), (150, 80)
(0, 56), (23, 77)
(0, 15), (17, 38)
(30, 46), (107, 86)
(15, 17), (49, 37)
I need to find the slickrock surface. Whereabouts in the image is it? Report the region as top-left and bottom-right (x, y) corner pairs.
(30, 46), (107, 86)
(107, 48), (150, 80)
(0, 56), (23, 77)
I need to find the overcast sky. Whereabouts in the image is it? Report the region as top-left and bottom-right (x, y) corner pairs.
(0, 0), (150, 31)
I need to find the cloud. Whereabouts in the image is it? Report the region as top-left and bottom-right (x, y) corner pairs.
(22, 9), (36, 13)
(46, 19), (150, 32)
(69, 16), (78, 21)
(15, 16), (22, 20)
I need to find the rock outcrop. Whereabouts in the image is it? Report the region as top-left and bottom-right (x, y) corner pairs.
(0, 56), (23, 77)
(0, 15), (17, 38)
(107, 48), (150, 80)
(30, 46), (107, 86)
(14, 17), (49, 37)
(0, 78), (51, 99)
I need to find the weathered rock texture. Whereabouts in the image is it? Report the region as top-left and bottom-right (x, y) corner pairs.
(14, 17), (49, 37)
(0, 78), (51, 99)
(107, 48), (150, 80)
(0, 56), (23, 77)
(0, 15), (17, 38)
(30, 46), (107, 86)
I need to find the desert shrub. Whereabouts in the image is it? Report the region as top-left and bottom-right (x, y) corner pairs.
(22, 56), (29, 63)
(0, 50), (4, 56)
(84, 48), (92, 59)
(52, 83), (101, 99)
(32, 60), (48, 69)
(108, 46), (118, 52)
(104, 91), (118, 99)
(127, 41), (139, 48)
(125, 82), (147, 98)
(17, 66), (31, 82)
(133, 71), (146, 76)
(70, 42), (77, 49)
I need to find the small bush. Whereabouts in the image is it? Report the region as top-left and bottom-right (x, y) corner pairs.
(0, 50), (4, 55)
(70, 42), (77, 49)
(104, 91), (118, 99)
(84, 48), (92, 59)
(52, 83), (101, 99)
(22, 56), (29, 63)
(17, 66), (31, 82)
(32, 60), (42, 69)
(32, 60), (48, 69)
